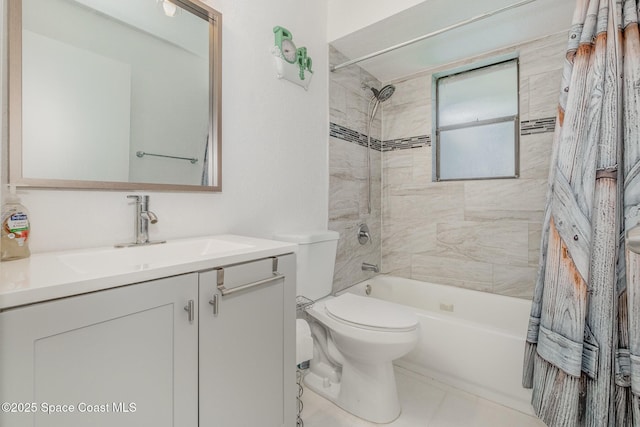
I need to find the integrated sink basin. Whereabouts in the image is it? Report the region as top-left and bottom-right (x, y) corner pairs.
(58, 237), (254, 275)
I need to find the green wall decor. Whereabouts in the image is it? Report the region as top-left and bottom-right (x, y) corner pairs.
(272, 26), (313, 90)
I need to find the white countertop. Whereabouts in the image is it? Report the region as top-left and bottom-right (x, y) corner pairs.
(0, 234), (296, 310)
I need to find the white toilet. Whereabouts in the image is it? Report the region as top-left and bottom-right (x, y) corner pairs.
(276, 231), (418, 424)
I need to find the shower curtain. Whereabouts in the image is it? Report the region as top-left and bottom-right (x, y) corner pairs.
(522, 0), (640, 425)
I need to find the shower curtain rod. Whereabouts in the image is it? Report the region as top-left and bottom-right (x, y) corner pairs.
(329, 0), (536, 72)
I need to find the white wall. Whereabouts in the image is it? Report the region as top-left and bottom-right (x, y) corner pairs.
(1, 0), (329, 253)
(327, 0), (425, 42)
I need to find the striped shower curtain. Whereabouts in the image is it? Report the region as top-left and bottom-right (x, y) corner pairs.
(522, 0), (640, 425)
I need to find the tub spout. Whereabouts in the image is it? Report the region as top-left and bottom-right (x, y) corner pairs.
(362, 262), (379, 273)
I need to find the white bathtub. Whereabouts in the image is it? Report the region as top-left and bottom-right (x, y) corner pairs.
(343, 275), (534, 415)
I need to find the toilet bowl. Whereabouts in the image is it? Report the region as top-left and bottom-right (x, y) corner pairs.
(273, 230), (418, 423)
(304, 293), (418, 424)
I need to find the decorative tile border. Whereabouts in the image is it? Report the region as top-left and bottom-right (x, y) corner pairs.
(520, 117), (556, 135)
(383, 135), (431, 151)
(329, 123), (382, 151)
(331, 116), (556, 151)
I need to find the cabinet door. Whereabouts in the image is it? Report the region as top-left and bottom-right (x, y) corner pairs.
(0, 274), (198, 427)
(199, 254), (296, 427)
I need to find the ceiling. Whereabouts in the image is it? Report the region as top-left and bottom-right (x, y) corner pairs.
(329, 0), (575, 82)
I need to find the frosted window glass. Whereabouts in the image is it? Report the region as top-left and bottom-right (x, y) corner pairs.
(438, 61), (518, 127)
(439, 121), (515, 180)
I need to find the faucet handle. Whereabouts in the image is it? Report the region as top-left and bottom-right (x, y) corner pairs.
(357, 223), (372, 245)
(127, 195), (141, 202)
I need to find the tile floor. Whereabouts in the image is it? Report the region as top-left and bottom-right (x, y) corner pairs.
(301, 368), (546, 427)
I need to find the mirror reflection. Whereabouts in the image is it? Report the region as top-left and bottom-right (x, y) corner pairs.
(11, 0), (221, 190)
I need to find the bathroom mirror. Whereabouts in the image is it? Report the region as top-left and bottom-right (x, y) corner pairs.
(8, 0), (222, 191)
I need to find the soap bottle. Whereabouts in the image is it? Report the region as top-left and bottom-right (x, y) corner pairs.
(1, 185), (31, 261)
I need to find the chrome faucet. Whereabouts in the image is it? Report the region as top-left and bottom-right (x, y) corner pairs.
(362, 262), (379, 273)
(115, 195), (165, 247)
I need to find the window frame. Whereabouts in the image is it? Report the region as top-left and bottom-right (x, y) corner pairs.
(432, 56), (520, 182)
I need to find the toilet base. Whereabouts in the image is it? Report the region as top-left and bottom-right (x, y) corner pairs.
(304, 368), (342, 405)
(304, 360), (401, 424)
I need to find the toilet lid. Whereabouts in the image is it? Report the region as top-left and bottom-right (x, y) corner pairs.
(324, 293), (417, 331)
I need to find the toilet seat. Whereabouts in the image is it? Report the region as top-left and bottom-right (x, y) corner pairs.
(324, 293), (418, 332)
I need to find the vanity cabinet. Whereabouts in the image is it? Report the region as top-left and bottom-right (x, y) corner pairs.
(0, 251), (296, 427)
(0, 273), (199, 427)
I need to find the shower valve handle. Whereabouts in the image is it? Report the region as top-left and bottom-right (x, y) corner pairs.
(357, 224), (372, 245)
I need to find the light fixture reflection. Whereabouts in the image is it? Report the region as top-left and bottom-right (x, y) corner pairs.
(157, 0), (181, 17)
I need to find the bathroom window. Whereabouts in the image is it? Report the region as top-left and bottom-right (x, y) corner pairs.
(434, 59), (519, 181)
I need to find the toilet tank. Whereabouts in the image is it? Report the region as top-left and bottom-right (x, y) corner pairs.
(273, 231), (339, 300)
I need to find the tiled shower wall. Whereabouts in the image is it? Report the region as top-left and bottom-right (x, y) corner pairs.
(328, 46), (382, 293)
(381, 32), (567, 299)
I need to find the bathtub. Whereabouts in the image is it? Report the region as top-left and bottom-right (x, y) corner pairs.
(342, 275), (534, 415)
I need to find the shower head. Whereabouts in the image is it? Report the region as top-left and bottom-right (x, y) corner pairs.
(362, 83), (395, 216)
(362, 83), (396, 102)
(372, 84), (395, 102)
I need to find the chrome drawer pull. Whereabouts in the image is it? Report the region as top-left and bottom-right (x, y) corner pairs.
(184, 299), (195, 323)
(209, 294), (219, 316)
